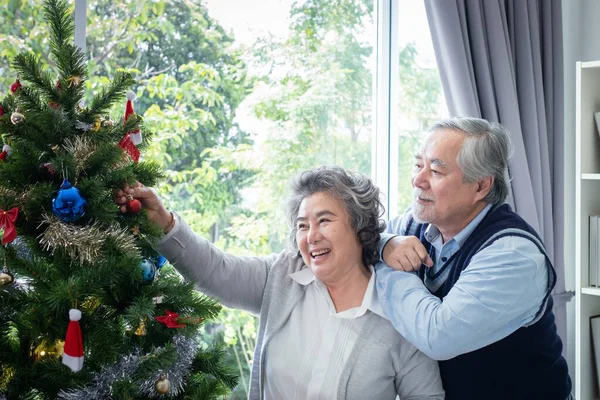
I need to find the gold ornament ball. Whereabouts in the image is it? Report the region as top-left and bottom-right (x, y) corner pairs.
(10, 112), (25, 125)
(0, 270), (14, 286)
(155, 374), (171, 395)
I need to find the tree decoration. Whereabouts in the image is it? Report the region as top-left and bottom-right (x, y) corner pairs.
(0, 144), (12, 162)
(0, 104), (4, 116)
(139, 259), (156, 282)
(10, 111), (25, 125)
(153, 254), (167, 269)
(134, 318), (147, 336)
(129, 225), (141, 236)
(154, 310), (186, 329)
(74, 121), (93, 132)
(33, 340), (65, 360)
(62, 309), (84, 373)
(52, 179), (87, 222)
(0, 207), (19, 245)
(154, 374), (171, 395)
(100, 115), (114, 127)
(57, 335), (203, 399)
(40, 162), (56, 176)
(38, 215), (138, 265)
(0, 268), (14, 286)
(124, 91), (142, 145)
(125, 195), (142, 213)
(63, 137), (95, 176)
(118, 134), (140, 162)
(92, 118), (101, 132)
(66, 76), (82, 88)
(10, 79), (22, 94)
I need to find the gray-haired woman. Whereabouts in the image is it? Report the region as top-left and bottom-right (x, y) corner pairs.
(115, 166), (444, 400)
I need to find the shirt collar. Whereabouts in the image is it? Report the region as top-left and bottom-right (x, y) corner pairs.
(423, 203), (493, 247)
(289, 265), (385, 319)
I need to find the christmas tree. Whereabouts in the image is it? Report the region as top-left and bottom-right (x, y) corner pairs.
(0, 0), (237, 398)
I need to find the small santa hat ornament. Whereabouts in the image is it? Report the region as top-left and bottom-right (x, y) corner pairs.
(124, 91), (142, 145)
(0, 144), (12, 162)
(62, 309), (84, 372)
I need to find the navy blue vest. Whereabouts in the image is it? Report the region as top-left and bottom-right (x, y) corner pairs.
(410, 204), (571, 400)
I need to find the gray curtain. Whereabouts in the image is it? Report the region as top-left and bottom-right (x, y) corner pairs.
(424, 0), (573, 350)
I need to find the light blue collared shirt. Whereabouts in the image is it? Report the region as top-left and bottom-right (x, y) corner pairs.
(375, 205), (549, 360)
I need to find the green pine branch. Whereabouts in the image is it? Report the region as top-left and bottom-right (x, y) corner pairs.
(10, 54), (55, 104)
(192, 344), (239, 390)
(84, 71), (136, 119)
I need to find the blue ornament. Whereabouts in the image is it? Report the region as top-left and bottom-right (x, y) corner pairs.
(52, 179), (87, 222)
(139, 259), (156, 282)
(153, 254), (167, 269)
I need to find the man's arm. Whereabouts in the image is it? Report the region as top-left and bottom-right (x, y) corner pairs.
(375, 236), (548, 360)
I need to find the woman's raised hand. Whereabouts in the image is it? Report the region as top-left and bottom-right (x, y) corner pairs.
(114, 182), (173, 232)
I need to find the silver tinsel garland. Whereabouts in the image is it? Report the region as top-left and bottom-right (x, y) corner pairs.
(57, 335), (198, 399)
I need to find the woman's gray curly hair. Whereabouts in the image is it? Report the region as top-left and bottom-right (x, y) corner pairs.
(286, 165), (386, 267)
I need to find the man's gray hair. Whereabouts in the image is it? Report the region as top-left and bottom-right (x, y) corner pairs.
(430, 117), (513, 205)
(287, 165), (385, 267)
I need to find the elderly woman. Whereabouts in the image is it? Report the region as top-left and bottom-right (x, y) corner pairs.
(115, 166), (443, 400)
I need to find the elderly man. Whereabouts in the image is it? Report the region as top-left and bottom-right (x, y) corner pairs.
(376, 117), (572, 400)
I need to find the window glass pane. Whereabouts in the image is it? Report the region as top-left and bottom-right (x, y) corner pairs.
(86, 1), (374, 397)
(0, 4), (51, 91)
(397, 1), (448, 213)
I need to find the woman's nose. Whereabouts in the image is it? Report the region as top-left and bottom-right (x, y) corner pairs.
(307, 227), (322, 244)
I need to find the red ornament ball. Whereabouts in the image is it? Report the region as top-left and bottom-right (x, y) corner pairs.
(10, 79), (22, 94)
(0, 105), (4, 117)
(126, 198), (142, 213)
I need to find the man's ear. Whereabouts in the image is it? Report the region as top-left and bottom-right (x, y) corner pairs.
(475, 177), (494, 201)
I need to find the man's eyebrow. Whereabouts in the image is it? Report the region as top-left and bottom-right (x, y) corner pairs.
(430, 158), (448, 168)
(414, 154), (448, 169)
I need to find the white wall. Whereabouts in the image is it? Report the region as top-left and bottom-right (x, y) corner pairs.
(562, 0), (600, 391)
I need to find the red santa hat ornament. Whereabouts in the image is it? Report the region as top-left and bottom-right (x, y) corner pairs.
(62, 308), (84, 372)
(0, 144), (12, 162)
(124, 91), (142, 145)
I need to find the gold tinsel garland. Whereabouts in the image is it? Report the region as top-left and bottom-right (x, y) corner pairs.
(38, 214), (138, 265)
(63, 137), (96, 176)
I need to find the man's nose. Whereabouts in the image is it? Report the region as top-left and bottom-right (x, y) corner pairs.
(412, 168), (429, 189)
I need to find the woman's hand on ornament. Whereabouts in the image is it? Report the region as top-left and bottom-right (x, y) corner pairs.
(114, 182), (173, 232)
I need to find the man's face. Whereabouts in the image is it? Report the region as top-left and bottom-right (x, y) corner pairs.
(411, 129), (484, 235)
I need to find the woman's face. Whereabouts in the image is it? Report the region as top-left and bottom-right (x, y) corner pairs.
(295, 192), (364, 282)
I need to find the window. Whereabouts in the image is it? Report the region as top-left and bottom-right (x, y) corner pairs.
(394, 0), (448, 215)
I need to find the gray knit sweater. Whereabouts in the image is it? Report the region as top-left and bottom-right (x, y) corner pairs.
(155, 214), (444, 400)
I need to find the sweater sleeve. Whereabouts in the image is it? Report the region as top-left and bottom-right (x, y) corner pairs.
(395, 340), (445, 399)
(154, 212), (279, 315)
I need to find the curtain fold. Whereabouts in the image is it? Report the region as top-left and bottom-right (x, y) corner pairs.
(424, 0), (573, 352)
